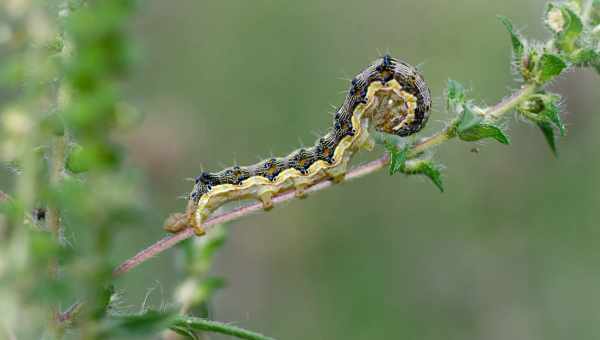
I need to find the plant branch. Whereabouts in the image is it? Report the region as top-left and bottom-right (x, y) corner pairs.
(170, 316), (275, 340)
(113, 83), (538, 277)
(47, 135), (66, 240)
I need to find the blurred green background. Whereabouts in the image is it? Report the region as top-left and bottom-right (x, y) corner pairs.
(5, 0), (600, 339)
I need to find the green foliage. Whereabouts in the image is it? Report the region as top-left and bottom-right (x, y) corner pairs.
(385, 142), (444, 192)
(446, 80), (511, 144)
(458, 124), (511, 144)
(536, 53), (568, 83)
(498, 16), (526, 61)
(100, 310), (177, 338)
(384, 142), (409, 175)
(0, 1), (598, 339)
(403, 160), (445, 193)
(446, 79), (467, 113)
(517, 92), (565, 155)
(546, 3), (584, 52)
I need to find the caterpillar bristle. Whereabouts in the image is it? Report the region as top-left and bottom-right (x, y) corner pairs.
(175, 56), (432, 231)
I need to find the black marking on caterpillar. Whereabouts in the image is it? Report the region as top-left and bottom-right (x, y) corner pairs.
(166, 55), (432, 235)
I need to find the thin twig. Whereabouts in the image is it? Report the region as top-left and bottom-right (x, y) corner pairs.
(113, 155), (389, 276)
(113, 83), (537, 277)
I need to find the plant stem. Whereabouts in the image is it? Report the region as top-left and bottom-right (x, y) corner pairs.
(47, 135), (66, 240)
(113, 155), (389, 276)
(113, 82), (539, 277)
(487, 83), (537, 119)
(171, 316), (275, 340)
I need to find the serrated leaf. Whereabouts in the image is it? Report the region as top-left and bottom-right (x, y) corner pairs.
(547, 4), (584, 52)
(518, 92), (566, 141)
(570, 48), (600, 65)
(538, 122), (558, 156)
(457, 104), (484, 133)
(537, 53), (568, 83)
(384, 142), (408, 175)
(403, 160), (444, 193)
(419, 162), (444, 193)
(446, 79), (466, 112)
(498, 16), (525, 60)
(540, 93), (566, 136)
(459, 124), (511, 144)
(417, 161), (444, 192)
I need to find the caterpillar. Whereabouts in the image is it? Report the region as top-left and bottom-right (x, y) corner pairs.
(165, 55), (431, 235)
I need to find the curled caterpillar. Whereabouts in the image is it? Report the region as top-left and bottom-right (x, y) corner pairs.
(165, 55), (431, 235)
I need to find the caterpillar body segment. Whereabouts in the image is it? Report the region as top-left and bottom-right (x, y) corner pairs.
(165, 56), (431, 235)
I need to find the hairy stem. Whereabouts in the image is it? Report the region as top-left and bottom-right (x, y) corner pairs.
(113, 83), (539, 277)
(47, 135), (66, 240)
(170, 316), (275, 340)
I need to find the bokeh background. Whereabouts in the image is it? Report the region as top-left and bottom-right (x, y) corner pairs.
(5, 0), (600, 339)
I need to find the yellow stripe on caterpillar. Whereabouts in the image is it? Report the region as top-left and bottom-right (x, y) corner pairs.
(164, 56), (432, 235)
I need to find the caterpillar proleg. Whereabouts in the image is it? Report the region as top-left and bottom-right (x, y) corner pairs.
(165, 55), (431, 235)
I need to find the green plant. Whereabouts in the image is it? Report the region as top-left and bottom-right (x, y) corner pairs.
(0, 1), (599, 339)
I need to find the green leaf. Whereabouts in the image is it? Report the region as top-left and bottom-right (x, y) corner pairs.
(570, 48), (600, 65)
(536, 53), (568, 83)
(540, 93), (566, 136)
(517, 92), (565, 155)
(384, 142), (409, 175)
(65, 142), (123, 173)
(92, 285), (115, 320)
(498, 16), (525, 60)
(458, 124), (511, 144)
(403, 160), (444, 193)
(446, 79), (466, 112)
(457, 104), (484, 133)
(547, 4), (584, 52)
(418, 162), (444, 193)
(538, 122), (558, 156)
(101, 310), (177, 337)
(520, 93), (565, 136)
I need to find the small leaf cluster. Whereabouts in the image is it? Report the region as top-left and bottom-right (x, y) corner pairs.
(447, 80), (511, 145)
(62, 0), (139, 173)
(499, 1), (599, 153)
(385, 1), (600, 191)
(384, 142), (444, 193)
